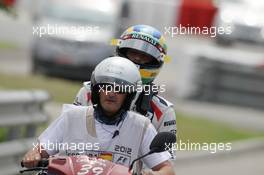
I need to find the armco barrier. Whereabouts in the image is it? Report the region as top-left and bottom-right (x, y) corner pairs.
(0, 90), (50, 175)
(190, 56), (264, 109)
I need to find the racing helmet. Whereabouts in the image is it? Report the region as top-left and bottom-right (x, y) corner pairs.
(113, 25), (169, 84)
(91, 56), (142, 112)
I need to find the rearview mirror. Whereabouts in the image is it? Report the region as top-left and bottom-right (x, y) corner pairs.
(149, 132), (176, 153)
(129, 132), (176, 172)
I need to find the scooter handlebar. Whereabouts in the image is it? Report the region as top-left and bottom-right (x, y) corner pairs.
(21, 158), (49, 168)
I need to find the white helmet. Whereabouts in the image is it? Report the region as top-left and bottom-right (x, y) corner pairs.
(91, 56), (142, 111)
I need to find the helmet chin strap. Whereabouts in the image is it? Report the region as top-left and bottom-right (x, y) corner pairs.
(94, 104), (126, 125)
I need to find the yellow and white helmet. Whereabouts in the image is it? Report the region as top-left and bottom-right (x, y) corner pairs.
(113, 25), (169, 84)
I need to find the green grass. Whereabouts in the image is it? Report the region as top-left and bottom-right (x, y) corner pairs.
(0, 73), (81, 103)
(0, 41), (17, 49)
(177, 113), (264, 143)
(0, 128), (8, 142)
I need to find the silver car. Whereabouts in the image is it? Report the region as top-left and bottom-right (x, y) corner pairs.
(214, 0), (264, 45)
(32, 0), (125, 80)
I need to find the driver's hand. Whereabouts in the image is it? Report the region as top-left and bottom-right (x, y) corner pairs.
(141, 170), (161, 175)
(22, 147), (41, 168)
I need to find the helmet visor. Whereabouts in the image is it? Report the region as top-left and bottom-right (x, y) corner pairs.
(119, 39), (163, 62)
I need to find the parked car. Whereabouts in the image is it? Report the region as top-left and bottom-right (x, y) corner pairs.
(214, 0), (264, 45)
(31, 0), (127, 80)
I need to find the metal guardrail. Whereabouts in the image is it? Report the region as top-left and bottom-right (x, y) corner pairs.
(190, 56), (264, 109)
(0, 90), (50, 175)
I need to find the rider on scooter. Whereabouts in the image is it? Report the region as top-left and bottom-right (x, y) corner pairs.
(22, 57), (175, 175)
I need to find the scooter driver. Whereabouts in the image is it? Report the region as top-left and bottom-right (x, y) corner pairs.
(22, 57), (175, 175)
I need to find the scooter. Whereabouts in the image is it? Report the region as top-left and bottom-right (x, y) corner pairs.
(20, 132), (176, 175)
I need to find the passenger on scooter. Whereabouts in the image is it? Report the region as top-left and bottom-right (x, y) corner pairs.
(74, 25), (177, 159)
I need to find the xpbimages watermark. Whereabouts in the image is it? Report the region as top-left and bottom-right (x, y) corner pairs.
(33, 141), (100, 153)
(165, 140), (232, 154)
(97, 82), (166, 95)
(164, 24), (232, 38)
(32, 24), (100, 37)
